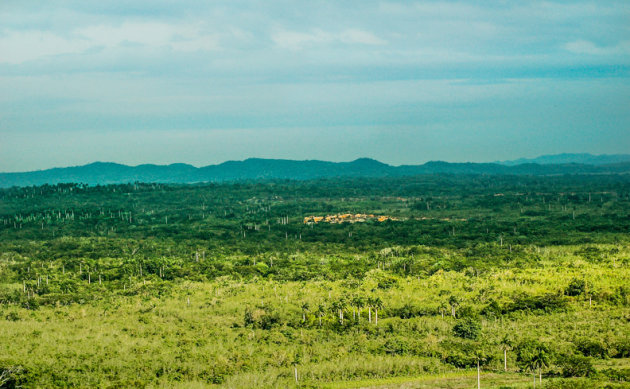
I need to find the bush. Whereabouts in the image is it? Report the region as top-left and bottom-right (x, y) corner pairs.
(600, 368), (630, 382)
(565, 278), (586, 296)
(392, 303), (424, 319)
(556, 353), (596, 377)
(611, 338), (630, 358)
(481, 299), (502, 318)
(456, 305), (478, 319)
(5, 311), (20, 321)
(382, 337), (410, 355)
(452, 317), (481, 340)
(0, 365), (25, 389)
(507, 292), (568, 314)
(19, 297), (39, 310)
(445, 352), (477, 368)
(243, 307), (281, 330)
(543, 378), (595, 389)
(575, 338), (609, 358)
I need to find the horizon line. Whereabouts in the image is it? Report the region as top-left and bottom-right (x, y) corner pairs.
(2, 152), (630, 174)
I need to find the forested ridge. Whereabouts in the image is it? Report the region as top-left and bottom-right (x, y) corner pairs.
(1, 174), (629, 388)
(3, 157), (630, 187)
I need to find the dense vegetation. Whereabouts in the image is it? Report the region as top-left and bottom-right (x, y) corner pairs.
(3, 157), (630, 188)
(1, 174), (629, 388)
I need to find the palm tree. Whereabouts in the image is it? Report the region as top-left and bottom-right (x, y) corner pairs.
(474, 349), (488, 389)
(521, 343), (550, 388)
(531, 346), (550, 384)
(366, 297), (373, 323)
(439, 301), (448, 318)
(301, 302), (309, 323)
(448, 295), (460, 318)
(317, 302), (326, 327)
(372, 297), (383, 326)
(524, 357), (537, 388)
(332, 298), (346, 325)
(500, 335), (513, 371)
(352, 295), (365, 323)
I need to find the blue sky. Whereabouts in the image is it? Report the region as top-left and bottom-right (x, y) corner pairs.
(1, 1), (629, 172)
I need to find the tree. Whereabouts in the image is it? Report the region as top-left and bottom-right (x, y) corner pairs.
(316, 302), (326, 327)
(474, 349), (490, 389)
(439, 301), (448, 318)
(448, 295), (460, 318)
(557, 353), (595, 378)
(352, 295), (365, 323)
(366, 296), (374, 323)
(516, 340), (551, 387)
(532, 345), (550, 384)
(300, 302), (309, 323)
(332, 298), (346, 325)
(500, 335), (513, 371)
(565, 278), (586, 296)
(453, 317), (481, 340)
(372, 297), (383, 326)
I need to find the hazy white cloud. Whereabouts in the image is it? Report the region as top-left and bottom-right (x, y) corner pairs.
(564, 39), (630, 56)
(0, 22), (221, 64)
(0, 30), (91, 64)
(339, 29), (387, 45)
(271, 28), (386, 49)
(78, 22), (220, 52)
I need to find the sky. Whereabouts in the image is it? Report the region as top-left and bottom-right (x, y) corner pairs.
(1, 1), (629, 172)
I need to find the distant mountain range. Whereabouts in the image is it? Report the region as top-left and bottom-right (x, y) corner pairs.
(1, 154), (630, 188)
(498, 153), (630, 166)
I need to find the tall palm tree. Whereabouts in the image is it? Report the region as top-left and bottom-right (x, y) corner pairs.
(332, 297), (346, 325)
(301, 302), (309, 323)
(448, 295), (460, 318)
(372, 297), (383, 326)
(352, 295), (365, 323)
(522, 344), (550, 388)
(532, 346), (550, 384)
(474, 349), (488, 389)
(439, 301), (448, 318)
(317, 302), (326, 327)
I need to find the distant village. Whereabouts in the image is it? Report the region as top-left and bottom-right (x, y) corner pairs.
(303, 213), (399, 224)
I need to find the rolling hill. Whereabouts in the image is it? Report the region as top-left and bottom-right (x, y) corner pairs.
(1, 156), (629, 188)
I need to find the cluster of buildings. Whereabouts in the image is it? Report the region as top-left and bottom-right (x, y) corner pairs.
(303, 213), (398, 224)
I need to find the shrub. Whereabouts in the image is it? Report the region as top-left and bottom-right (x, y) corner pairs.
(0, 365), (25, 389)
(445, 352), (477, 368)
(611, 338), (630, 358)
(452, 317), (481, 340)
(382, 337), (410, 355)
(243, 307), (281, 330)
(575, 338), (609, 358)
(565, 278), (586, 296)
(556, 353), (596, 377)
(543, 378), (595, 389)
(456, 305), (478, 319)
(5, 311), (20, 321)
(600, 368), (630, 382)
(481, 299), (502, 318)
(507, 292), (568, 314)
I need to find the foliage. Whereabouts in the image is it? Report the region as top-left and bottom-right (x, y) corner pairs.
(556, 353), (596, 377)
(452, 317), (482, 340)
(0, 176), (629, 387)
